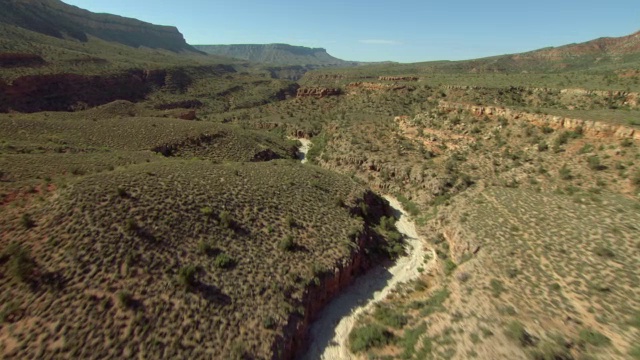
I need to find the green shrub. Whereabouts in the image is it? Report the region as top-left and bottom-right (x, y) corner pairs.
(20, 214), (35, 229)
(587, 156), (603, 170)
(279, 235), (295, 251)
(125, 218), (138, 232)
(348, 323), (394, 353)
(214, 253), (234, 269)
(537, 141), (548, 152)
(373, 305), (408, 329)
(178, 265), (197, 288)
(444, 259), (457, 275)
(396, 194), (420, 216)
(578, 328), (611, 347)
(262, 316), (276, 329)
(219, 210), (232, 228)
(620, 138), (633, 147)
(630, 344), (640, 359)
(116, 187), (128, 198)
(558, 165), (572, 180)
(200, 206), (213, 217)
(504, 320), (534, 346)
(490, 278), (505, 298)
(116, 291), (134, 308)
(4, 242), (34, 283)
(198, 240), (213, 254)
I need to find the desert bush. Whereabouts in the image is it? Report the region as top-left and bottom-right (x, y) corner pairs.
(116, 291), (134, 309)
(490, 278), (505, 297)
(373, 305), (408, 329)
(587, 156), (603, 170)
(200, 206), (213, 217)
(198, 240), (213, 254)
(4, 242), (34, 282)
(20, 214), (35, 229)
(504, 320), (535, 347)
(396, 194), (420, 216)
(279, 235), (295, 251)
(444, 259), (457, 275)
(578, 328), (611, 347)
(262, 316), (276, 329)
(178, 265), (197, 288)
(348, 323), (394, 353)
(558, 165), (572, 180)
(116, 187), (128, 197)
(214, 253), (234, 269)
(537, 141), (548, 152)
(219, 210), (232, 228)
(125, 218), (138, 232)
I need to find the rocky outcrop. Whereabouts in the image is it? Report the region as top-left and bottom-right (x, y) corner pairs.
(276, 191), (391, 359)
(0, 53), (46, 68)
(296, 87), (342, 98)
(1, 70), (162, 112)
(378, 76), (419, 81)
(347, 82), (409, 92)
(439, 101), (640, 140)
(178, 110), (196, 120)
(0, 65), (235, 113)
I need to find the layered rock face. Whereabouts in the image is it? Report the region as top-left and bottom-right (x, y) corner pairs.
(296, 87), (342, 98)
(0, 65), (236, 112)
(347, 82), (410, 92)
(0, 0), (199, 53)
(378, 76), (419, 81)
(276, 191), (390, 359)
(439, 101), (640, 140)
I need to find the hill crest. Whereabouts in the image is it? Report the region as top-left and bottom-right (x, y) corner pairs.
(0, 0), (201, 53)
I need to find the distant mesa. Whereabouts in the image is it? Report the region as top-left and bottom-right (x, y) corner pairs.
(193, 43), (357, 67)
(0, 0), (201, 53)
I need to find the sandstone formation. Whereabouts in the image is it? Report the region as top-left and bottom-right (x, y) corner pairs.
(439, 101), (640, 140)
(347, 82), (409, 92)
(378, 76), (419, 81)
(296, 87), (342, 98)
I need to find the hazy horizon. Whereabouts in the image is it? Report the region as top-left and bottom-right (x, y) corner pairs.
(61, 0), (640, 63)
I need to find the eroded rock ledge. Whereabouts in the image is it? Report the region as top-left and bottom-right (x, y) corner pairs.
(378, 76), (419, 81)
(296, 87), (342, 98)
(439, 101), (639, 140)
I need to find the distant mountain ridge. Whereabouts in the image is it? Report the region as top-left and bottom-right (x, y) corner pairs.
(0, 0), (201, 53)
(427, 30), (640, 73)
(193, 43), (357, 67)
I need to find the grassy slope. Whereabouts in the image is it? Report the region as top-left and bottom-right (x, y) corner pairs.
(0, 159), (371, 359)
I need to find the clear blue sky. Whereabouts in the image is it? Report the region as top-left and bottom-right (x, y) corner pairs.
(64, 0), (639, 63)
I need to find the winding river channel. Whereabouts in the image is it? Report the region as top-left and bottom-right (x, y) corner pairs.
(297, 139), (435, 360)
